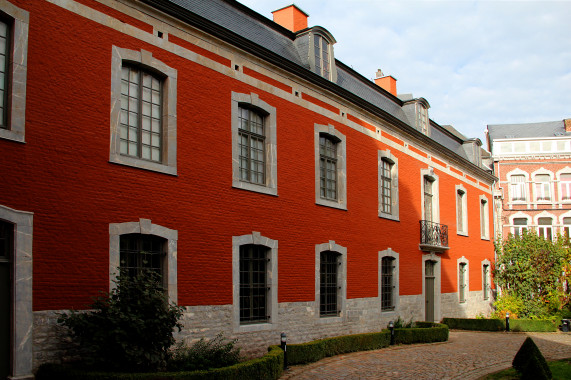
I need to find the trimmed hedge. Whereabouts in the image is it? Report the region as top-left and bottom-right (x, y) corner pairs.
(442, 318), (557, 332)
(512, 337), (552, 379)
(393, 322), (449, 344)
(35, 346), (284, 380)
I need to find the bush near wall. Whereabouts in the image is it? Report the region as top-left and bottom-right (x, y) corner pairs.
(393, 322), (449, 344)
(442, 318), (557, 332)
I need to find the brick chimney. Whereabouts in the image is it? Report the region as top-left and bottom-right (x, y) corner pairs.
(374, 69), (397, 96)
(272, 5), (308, 32)
(565, 118), (571, 132)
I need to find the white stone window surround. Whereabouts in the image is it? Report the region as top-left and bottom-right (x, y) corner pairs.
(480, 195), (490, 240)
(314, 124), (347, 210)
(560, 210), (571, 236)
(420, 167), (440, 223)
(556, 167), (571, 203)
(509, 211), (531, 236)
(109, 219), (178, 304)
(231, 92), (277, 196)
(0, 204), (33, 379)
(531, 168), (554, 204)
(315, 240), (347, 323)
(422, 253), (441, 322)
(534, 210), (556, 240)
(506, 168), (530, 204)
(457, 256), (469, 304)
(232, 231), (278, 332)
(302, 27), (337, 82)
(455, 184), (468, 236)
(378, 248), (399, 315)
(481, 259), (491, 300)
(0, 0), (28, 143)
(110, 46), (178, 176)
(378, 150), (399, 221)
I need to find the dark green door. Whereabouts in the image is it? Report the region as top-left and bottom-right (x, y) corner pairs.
(425, 260), (435, 322)
(0, 221), (13, 379)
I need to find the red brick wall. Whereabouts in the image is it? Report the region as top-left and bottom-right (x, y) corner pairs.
(1, 0), (495, 311)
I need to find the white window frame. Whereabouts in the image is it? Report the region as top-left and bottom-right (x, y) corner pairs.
(534, 211), (556, 241)
(510, 212), (530, 237)
(315, 240), (346, 323)
(507, 169), (529, 203)
(531, 169), (553, 203)
(561, 211), (571, 237)
(379, 248), (399, 314)
(480, 195), (490, 240)
(109, 218), (178, 304)
(455, 184), (468, 236)
(231, 92), (277, 196)
(482, 259), (491, 301)
(110, 46), (177, 175)
(420, 167), (440, 223)
(378, 150), (399, 221)
(457, 257), (469, 304)
(556, 168), (571, 203)
(232, 231), (278, 332)
(315, 124), (347, 210)
(0, 0), (28, 143)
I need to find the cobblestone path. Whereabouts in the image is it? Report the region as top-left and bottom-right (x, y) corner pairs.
(279, 331), (571, 379)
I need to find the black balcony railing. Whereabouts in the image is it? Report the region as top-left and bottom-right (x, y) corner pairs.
(419, 220), (449, 251)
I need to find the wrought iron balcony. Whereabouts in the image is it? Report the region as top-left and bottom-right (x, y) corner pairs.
(419, 220), (449, 252)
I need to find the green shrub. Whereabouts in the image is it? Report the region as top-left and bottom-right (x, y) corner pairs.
(442, 317), (556, 332)
(512, 337), (552, 379)
(168, 333), (241, 371)
(510, 319), (557, 332)
(58, 269), (183, 372)
(394, 323), (449, 344)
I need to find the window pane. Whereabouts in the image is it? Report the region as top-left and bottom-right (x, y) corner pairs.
(239, 245), (268, 324)
(320, 251), (338, 316)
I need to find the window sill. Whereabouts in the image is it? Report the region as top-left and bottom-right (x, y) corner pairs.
(379, 213), (399, 222)
(0, 128), (25, 143)
(232, 180), (278, 196)
(316, 198), (347, 210)
(457, 231), (469, 237)
(237, 322), (274, 333)
(317, 315), (343, 324)
(109, 155), (177, 176)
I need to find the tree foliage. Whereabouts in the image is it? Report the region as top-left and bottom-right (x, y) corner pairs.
(493, 231), (571, 318)
(58, 269), (183, 372)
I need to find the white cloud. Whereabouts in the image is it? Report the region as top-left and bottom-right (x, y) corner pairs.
(238, 0), (571, 141)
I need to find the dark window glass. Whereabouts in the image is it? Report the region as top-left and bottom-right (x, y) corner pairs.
(381, 257), (394, 311)
(0, 18), (10, 129)
(381, 159), (392, 214)
(120, 66), (162, 162)
(483, 264), (489, 300)
(320, 135), (338, 200)
(424, 176), (433, 222)
(320, 251), (339, 317)
(238, 107), (265, 185)
(239, 245), (268, 324)
(459, 263), (466, 303)
(119, 234), (165, 279)
(0, 221), (13, 261)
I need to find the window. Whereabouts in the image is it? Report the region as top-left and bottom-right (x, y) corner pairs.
(456, 185), (468, 235)
(538, 217), (553, 241)
(110, 46), (177, 175)
(417, 103), (428, 134)
(424, 176), (434, 222)
(314, 124), (347, 210)
(320, 251), (339, 317)
(482, 263), (490, 300)
(109, 219), (178, 303)
(231, 92), (277, 196)
(378, 150), (399, 221)
(315, 241), (346, 321)
(513, 217), (528, 238)
(232, 232), (277, 331)
(239, 245), (268, 324)
(561, 173), (571, 201)
(381, 257), (395, 311)
(480, 196), (489, 239)
(458, 262), (467, 303)
(510, 175), (527, 201)
(534, 174), (551, 201)
(563, 217), (571, 237)
(0, 2), (28, 143)
(314, 34), (330, 79)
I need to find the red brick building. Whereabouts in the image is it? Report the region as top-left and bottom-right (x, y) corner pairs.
(486, 120), (571, 241)
(0, 0), (495, 377)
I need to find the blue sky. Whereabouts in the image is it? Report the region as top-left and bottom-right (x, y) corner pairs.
(237, 0), (571, 143)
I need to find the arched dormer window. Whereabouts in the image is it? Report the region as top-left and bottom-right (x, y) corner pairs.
(295, 26), (337, 81)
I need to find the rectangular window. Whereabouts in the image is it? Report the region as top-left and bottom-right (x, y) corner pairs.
(424, 177), (433, 222)
(457, 190), (464, 232)
(510, 175), (526, 201)
(320, 251), (339, 317)
(119, 234), (165, 280)
(381, 159), (392, 214)
(314, 35), (330, 79)
(320, 135), (338, 201)
(239, 245), (268, 324)
(483, 264), (490, 300)
(0, 18), (10, 129)
(535, 174), (551, 201)
(238, 107), (265, 185)
(381, 257), (395, 311)
(561, 174), (571, 201)
(563, 217), (571, 237)
(120, 66), (162, 162)
(480, 200), (486, 237)
(513, 217), (527, 238)
(459, 263), (466, 303)
(538, 217), (553, 241)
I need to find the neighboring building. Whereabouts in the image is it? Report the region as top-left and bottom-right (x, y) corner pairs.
(486, 120), (571, 241)
(0, 0), (495, 377)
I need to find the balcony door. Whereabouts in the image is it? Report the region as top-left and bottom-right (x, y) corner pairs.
(424, 177), (433, 222)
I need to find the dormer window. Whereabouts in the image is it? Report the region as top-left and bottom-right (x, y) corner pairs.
(314, 34), (330, 79)
(417, 103), (428, 134)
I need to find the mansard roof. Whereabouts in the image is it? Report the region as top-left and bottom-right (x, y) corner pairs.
(487, 120), (568, 141)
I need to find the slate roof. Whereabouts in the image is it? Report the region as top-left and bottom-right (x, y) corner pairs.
(487, 120), (568, 141)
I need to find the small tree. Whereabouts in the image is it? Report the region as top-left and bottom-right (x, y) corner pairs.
(494, 230), (571, 318)
(58, 269), (183, 372)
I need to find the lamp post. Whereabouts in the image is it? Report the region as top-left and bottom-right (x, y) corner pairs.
(506, 312), (510, 332)
(280, 332), (288, 370)
(388, 320), (395, 345)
